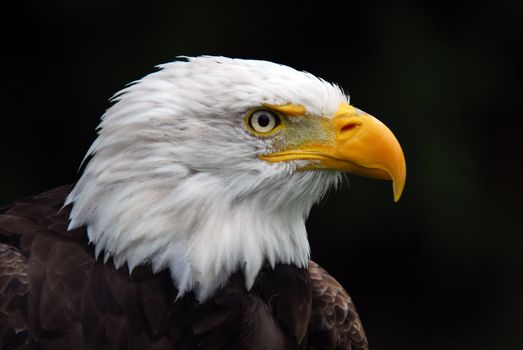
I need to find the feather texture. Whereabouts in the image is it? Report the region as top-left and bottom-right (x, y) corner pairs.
(1, 56), (372, 349)
(0, 186), (368, 350)
(65, 56), (347, 301)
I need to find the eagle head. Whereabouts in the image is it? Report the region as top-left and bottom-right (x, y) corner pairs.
(66, 56), (406, 301)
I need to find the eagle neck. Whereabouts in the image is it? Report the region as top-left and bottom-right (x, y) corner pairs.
(66, 169), (336, 302)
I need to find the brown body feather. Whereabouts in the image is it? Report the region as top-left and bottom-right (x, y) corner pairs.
(0, 186), (368, 350)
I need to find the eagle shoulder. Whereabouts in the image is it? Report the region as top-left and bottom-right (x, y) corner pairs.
(0, 243), (30, 347)
(0, 187), (312, 349)
(0, 186), (369, 350)
(0, 186), (180, 349)
(307, 261), (369, 350)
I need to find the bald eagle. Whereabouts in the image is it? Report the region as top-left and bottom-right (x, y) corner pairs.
(0, 56), (405, 349)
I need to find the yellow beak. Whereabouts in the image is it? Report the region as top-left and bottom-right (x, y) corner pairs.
(261, 103), (406, 201)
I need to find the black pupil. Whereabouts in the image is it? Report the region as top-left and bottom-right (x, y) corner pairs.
(257, 113), (271, 127)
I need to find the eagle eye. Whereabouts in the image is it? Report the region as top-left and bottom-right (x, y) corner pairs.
(247, 110), (282, 135)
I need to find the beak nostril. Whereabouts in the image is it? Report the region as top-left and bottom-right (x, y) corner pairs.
(341, 123), (359, 133)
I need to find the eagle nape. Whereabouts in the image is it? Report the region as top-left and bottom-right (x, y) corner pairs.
(0, 56), (406, 350)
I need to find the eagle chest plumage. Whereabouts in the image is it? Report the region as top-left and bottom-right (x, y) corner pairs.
(0, 187), (368, 350)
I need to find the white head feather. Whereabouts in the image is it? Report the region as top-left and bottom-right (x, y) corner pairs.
(66, 56), (349, 301)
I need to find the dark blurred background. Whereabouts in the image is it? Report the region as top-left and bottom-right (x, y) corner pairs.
(2, 1), (522, 349)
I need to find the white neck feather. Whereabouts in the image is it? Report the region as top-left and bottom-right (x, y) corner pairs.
(67, 164), (338, 301)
